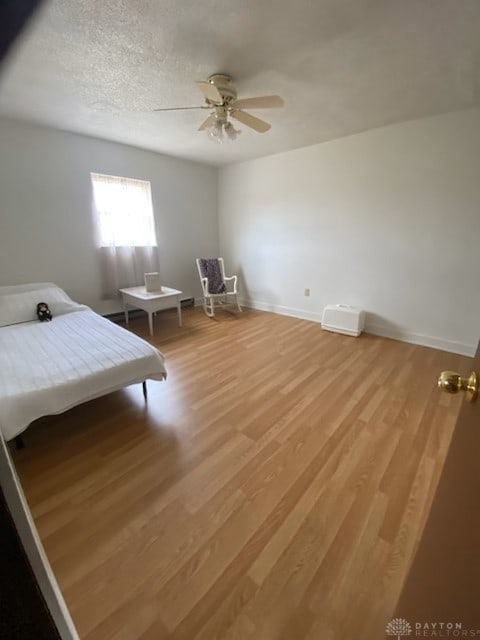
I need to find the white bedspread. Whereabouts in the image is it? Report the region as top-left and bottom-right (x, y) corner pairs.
(0, 309), (166, 441)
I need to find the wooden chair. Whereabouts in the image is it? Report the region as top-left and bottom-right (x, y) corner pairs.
(196, 257), (242, 317)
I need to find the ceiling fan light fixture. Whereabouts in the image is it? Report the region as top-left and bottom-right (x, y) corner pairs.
(206, 117), (241, 143)
(207, 119), (224, 143)
(224, 121), (241, 141)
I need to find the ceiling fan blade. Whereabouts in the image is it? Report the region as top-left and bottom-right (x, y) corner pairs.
(153, 106), (208, 111)
(231, 95), (284, 110)
(231, 109), (271, 133)
(196, 81), (223, 104)
(198, 114), (216, 131)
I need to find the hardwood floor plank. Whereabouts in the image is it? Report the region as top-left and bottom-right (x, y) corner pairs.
(189, 575), (259, 640)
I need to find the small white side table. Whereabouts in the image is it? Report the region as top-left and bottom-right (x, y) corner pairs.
(119, 286), (183, 336)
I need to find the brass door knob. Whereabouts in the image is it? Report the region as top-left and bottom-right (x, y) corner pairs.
(438, 371), (478, 402)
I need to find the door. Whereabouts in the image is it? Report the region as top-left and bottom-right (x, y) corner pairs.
(393, 341), (480, 632)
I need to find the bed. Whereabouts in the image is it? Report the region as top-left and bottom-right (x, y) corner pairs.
(0, 283), (167, 442)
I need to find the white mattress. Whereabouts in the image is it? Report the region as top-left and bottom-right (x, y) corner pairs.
(0, 308), (166, 441)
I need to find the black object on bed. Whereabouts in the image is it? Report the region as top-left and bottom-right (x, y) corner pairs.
(36, 302), (52, 322)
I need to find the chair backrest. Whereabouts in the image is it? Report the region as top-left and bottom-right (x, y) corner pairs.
(196, 258), (227, 294)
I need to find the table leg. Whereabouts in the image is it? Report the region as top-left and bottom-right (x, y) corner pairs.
(148, 311), (154, 336)
(177, 297), (182, 327)
(123, 297), (129, 325)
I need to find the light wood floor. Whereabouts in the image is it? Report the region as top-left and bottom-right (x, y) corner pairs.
(13, 307), (470, 640)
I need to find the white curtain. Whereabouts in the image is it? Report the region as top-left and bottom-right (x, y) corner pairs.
(91, 173), (160, 298)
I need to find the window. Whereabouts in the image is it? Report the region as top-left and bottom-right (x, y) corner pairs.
(90, 173), (160, 298)
(90, 172), (157, 247)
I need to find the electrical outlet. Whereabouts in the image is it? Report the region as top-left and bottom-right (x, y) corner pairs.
(304, 288), (310, 297)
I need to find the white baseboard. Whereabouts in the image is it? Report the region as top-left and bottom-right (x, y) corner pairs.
(239, 298), (476, 357)
(238, 298), (324, 324)
(365, 323), (475, 357)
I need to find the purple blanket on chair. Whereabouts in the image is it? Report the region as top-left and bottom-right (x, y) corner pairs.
(198, 259), (227, 294)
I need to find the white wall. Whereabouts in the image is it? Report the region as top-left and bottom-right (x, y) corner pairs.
(219, 109), (480, 355)
(0, 119), (218, 314)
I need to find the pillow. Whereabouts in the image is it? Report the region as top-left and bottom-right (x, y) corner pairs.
(0, 285), (87, 327)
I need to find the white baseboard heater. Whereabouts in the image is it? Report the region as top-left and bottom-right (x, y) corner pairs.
(321, 304), (365, 337)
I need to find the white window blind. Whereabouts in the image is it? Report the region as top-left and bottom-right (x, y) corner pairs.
(90, 172), (157, 247)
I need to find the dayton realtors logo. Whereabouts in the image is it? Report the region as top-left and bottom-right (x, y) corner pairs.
(386, 619), (480, 638)
(386, 618), (412, 639)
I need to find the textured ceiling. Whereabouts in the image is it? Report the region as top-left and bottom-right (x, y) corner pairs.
(0, 0), (479, 166)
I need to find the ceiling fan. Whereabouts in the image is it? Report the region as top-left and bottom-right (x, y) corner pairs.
(153, 74), (284, 142)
